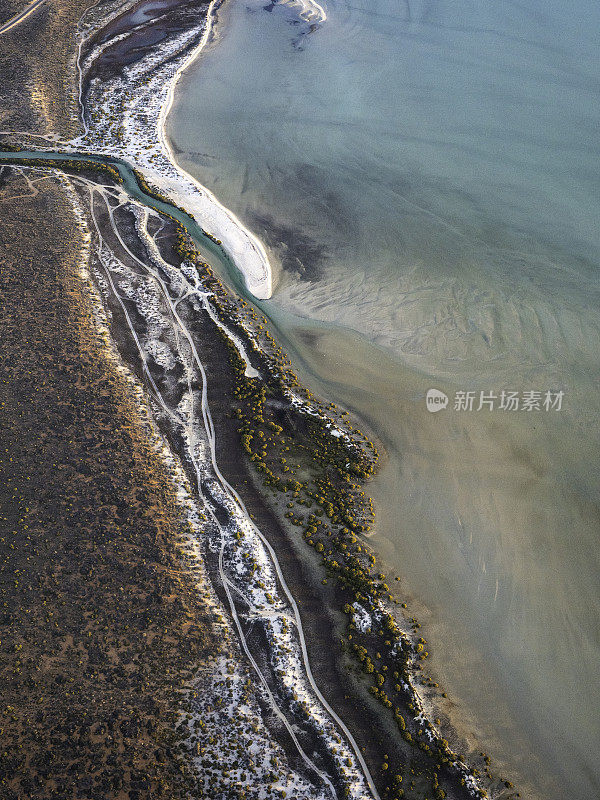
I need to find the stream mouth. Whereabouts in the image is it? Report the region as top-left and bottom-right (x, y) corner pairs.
(0, 149), (243, 285)
(0, 148), (331, 398)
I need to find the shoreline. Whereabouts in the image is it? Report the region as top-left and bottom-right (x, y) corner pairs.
(0, 1), (520, 798)
(155, 0), (274, 300)
(75, 0), (275, 300)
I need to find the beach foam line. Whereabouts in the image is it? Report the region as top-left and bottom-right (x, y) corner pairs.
(157, 0), (273, 300)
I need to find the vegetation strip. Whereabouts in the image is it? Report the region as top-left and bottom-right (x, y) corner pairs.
(0, 153), (518, 800)
(172, 223), (516, 800)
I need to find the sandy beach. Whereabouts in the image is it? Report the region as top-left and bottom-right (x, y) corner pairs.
(5, 0), (598, 799)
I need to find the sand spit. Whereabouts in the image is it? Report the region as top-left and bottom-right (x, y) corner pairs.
(71, 0), (273, 299)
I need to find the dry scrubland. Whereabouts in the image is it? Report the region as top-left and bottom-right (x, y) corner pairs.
(0, 3), (519, 798)
(0, 168), (220, 799)
(0, 0), (99, 137)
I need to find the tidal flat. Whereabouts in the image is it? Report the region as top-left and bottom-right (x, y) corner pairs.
(167, 0), (600, 797)
(2, 0), (599, 796)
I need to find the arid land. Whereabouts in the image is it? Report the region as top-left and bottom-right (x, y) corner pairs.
(0, 2), (519, 800)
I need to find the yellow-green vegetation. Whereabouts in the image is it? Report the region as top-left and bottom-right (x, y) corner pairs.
(171, 224), (515, 800)
(0, 155), (123, 183)
(0, 169), (221, 798)
(132, 167), (173, 205)
(132, 170), (224, 246)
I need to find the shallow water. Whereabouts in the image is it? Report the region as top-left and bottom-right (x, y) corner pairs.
(167, 1), (600, 797)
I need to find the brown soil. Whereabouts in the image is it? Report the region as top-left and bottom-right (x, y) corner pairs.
(0, 167), (219, 799)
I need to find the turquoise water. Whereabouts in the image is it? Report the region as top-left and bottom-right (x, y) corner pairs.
(167, 1), (600, 797)
(0, 150), (250, 287)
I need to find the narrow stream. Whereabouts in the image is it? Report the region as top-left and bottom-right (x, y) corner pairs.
(0, 150), (381, 799)
(0, 149), (250, 292)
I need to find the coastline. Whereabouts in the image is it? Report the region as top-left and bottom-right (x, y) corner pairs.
(74, 0), (274, 300)
(0, 1), (522, 798)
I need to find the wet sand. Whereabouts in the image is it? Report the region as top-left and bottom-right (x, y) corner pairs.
(256, 309), (600, 800)
(165, 1), (600, 796)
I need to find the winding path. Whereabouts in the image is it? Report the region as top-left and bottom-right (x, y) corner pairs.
(0, 155), (381, 798)
(0, 0), (46, 35)
(81, 179), (378, 800)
